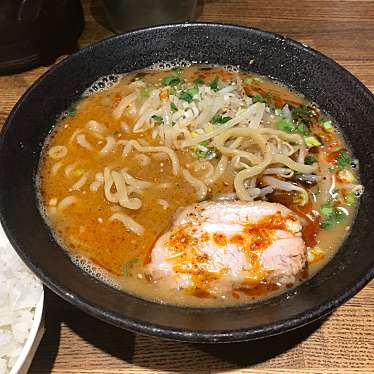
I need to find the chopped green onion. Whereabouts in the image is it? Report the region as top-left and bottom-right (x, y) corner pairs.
(274, 108), (283, 116)
(292, 192), (304, 206)
(194, 148), (217, 160)
(253, 77), (264, 83)
(320, 210), (347, 229)
(172, 67), (183, 74)
(252, 94), (266, 104)
(293, 106), (312, 116)
(209, 76), (220, 91)
(161, 75), (182, 87)
(151, 115), (163, 123)
(305, 154), (317, 165)
(345, 192), (356, 205)
(243, 77), (253, 85)
(331, 146), (343, 152)
(193, 78), (205, 85)
(320, 205), (334, 216)
(319, 202), (348, 229)
(297, 122), (310, 136)
(141, 87), (151, 97)
(321, 119), (334, 132)
(170, 102), (178, 111)
(277, 118), (296, 132)
(193, 141), (217, 160)
(212, 114), (232, 124)
(179, 91), (193, 103)
(292, 105), (313, 121)
(329, 166), (338, 173)
(187, 86), (199, 96)
(179, 87), (199, 103)
(336, 151), (353, 170)
(277, 118), (311, 137)
(133, 72), (145, 81)
(304, 136), (322, 148)
(123, 258), (138, 277)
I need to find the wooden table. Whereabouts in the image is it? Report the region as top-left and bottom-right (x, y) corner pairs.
(1, 1), (373, 373)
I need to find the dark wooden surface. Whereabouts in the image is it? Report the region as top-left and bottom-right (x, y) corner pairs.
(0, 1), (373, 373)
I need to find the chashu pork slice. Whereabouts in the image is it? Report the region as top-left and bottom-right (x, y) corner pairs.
(146, 200), (306, 298)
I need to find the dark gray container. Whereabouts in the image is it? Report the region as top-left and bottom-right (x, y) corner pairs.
(103, 0), (198, 33)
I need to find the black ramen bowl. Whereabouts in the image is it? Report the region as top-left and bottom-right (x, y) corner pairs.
(0, 23), (373, 343)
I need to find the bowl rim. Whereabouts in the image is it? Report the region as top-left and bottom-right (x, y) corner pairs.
(9, 292), (44, 374)
(1, 22), (373, 343)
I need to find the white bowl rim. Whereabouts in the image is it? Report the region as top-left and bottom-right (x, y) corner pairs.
(9, 291), (44, 374)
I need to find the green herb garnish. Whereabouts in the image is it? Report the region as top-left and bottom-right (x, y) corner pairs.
(297, 122), (310, 136)
(331, 146), (343, 153)
(320, 205), (334, 217)
(277, 118), (296, 132)
(161, 75), (182, 87)
(244, 77), (263, 84)
(133, 72), (145, 81)
(276, 118), (312, 137)
(179, 91), (193, 103)
(305, 154), (317, 165)
(209, 76), (220, 91)
(345, 192), (356, 205)
(151, 115), (164, 123)
(123, 258), (138, 277)
(195, 148), (217, 160)
(304, 136), (322, 148)
(336, 151), (353, 170)
(172, 67), (183, 74)
(319, 202), (348, 229)
(188, 86), (199, 96)
(321, 118), (334, 132)
(141, 87), (151, 97)
(252, 94), (266, 104)
(292, 106), (312, 117)
(253, 77), (264, 83)
(212, 114), (232, 124)
(292, 192), (304, 206)
(193, 78), (205, 85)
(179, 87), (199, 103)
(291, 105), (314, 122)
(266, 91), (274, 100)
(170, 102), (178, 111)
(194, 141), (217, 160)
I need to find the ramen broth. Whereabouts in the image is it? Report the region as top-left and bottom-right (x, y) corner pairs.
(38, 65), (362, 307)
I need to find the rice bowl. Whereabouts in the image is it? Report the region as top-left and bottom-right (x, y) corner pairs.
(0, 226), (44, 374)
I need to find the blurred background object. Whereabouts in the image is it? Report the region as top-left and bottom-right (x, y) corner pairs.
(0, 0), (84, 75)
(102, 0), (198, 33)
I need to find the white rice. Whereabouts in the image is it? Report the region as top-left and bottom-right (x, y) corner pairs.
(0, 226), (43, 374)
